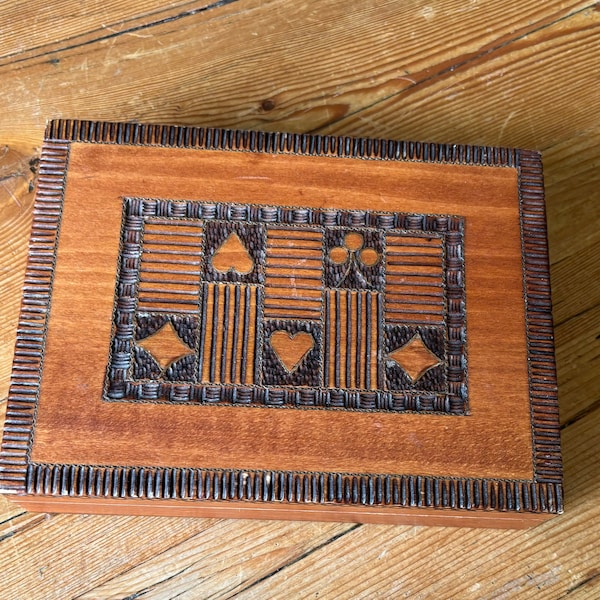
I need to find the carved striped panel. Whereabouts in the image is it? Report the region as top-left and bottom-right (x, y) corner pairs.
(198, 283), (260, 384)
(385, 233), (445, 325)
(324, 289), (380, 390)
(263, 227), (323, 320)
(137, 219), (203, 313)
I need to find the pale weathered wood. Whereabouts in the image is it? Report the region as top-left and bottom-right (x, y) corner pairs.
(0, 0), (594, 147)
(0, 503), (352, 600)
(0, 0), (598, 596)
(544, 126), (600, 424)
(556, 305), (600, 418)
(0, 0), (206, 61)
(318, 6), (600, 149)
(0, 146), (36, 400)
(75, 521), (355, 600)
(544, 125), (600, 264)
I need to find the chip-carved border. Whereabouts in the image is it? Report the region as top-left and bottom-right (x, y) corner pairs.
(45, 119), (520, 166)
(0, 120), (562, 517)
(517, 151), (561, 485)
(0, 140), (70, 492)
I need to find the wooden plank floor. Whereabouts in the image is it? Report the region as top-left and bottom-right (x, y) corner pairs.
(0, 1), (598, 597)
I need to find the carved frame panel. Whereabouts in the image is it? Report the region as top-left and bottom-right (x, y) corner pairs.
(0, 120), (562, 521)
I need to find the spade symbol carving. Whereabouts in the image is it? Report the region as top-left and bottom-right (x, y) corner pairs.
(211, 233), (254, 274)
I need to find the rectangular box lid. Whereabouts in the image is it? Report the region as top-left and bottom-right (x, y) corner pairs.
(0, 120), (562, 527)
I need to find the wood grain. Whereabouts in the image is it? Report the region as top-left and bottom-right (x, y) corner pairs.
(0, 0), (215, 61)
(0, 146), (36, 400)
(0, 0), (598, 597)
(0, 118), (562, 522)
(1, 407), (595, 599)
(225, 409), (600, 600)
(0, 498), (354, 600)
(0, 1), (595, 147)
(544, 127), (600, 424)
(316, 6), (600, 148)
(24, 140), (534, 482)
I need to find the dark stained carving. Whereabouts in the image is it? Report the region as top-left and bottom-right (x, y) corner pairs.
(133, 319), (198, 383)
(262, 320), (322, 386)
(203, 222), (265, 284)
(323, 229), (385, 291)
(104, 198), (468, 414)
(132, 346), (162, 380)
(136, 315), (199, 349)
(384, 326), (446, 392)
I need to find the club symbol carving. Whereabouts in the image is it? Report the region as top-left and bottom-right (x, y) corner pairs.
(107, 198), (467, 413)
(327, 231), (381, 289)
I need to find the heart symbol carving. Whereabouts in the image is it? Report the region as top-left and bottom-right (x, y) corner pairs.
(270, 331), (314, 373)
(211, 233), (254, 274)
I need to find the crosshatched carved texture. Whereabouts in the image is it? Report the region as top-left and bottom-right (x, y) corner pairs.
(203, 222), (265, 284)
(263, 320), (322, 387)
(104, 198), (468, 414)
(134, 319), (197, 381)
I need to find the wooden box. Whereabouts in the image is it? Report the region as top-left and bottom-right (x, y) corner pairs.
(0, 120), (562, 528)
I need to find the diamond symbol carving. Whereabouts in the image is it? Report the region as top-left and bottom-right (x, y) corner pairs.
(138, 322), (193, 369)
(388, 333), (440, 381)
(104, 195), (469, 414)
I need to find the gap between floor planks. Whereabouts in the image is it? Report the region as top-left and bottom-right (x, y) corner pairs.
(311, 2), (598, 136)
(2, 3), (589, 152)
(0, 0), (244, 66)
(0, 0), (585, 68)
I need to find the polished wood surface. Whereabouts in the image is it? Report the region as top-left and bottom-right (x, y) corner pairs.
(0, 1), (598, 597)
(30, 142), (532, 479)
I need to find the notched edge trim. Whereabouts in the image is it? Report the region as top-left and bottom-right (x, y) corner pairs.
(21, 462), (563, 514)
(0, 140), (70, 494)
(45, 118), (520, 167)
(517, 149), (562, 487)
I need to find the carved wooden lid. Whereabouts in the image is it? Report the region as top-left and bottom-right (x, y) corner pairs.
(0, 120), (561, 527)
